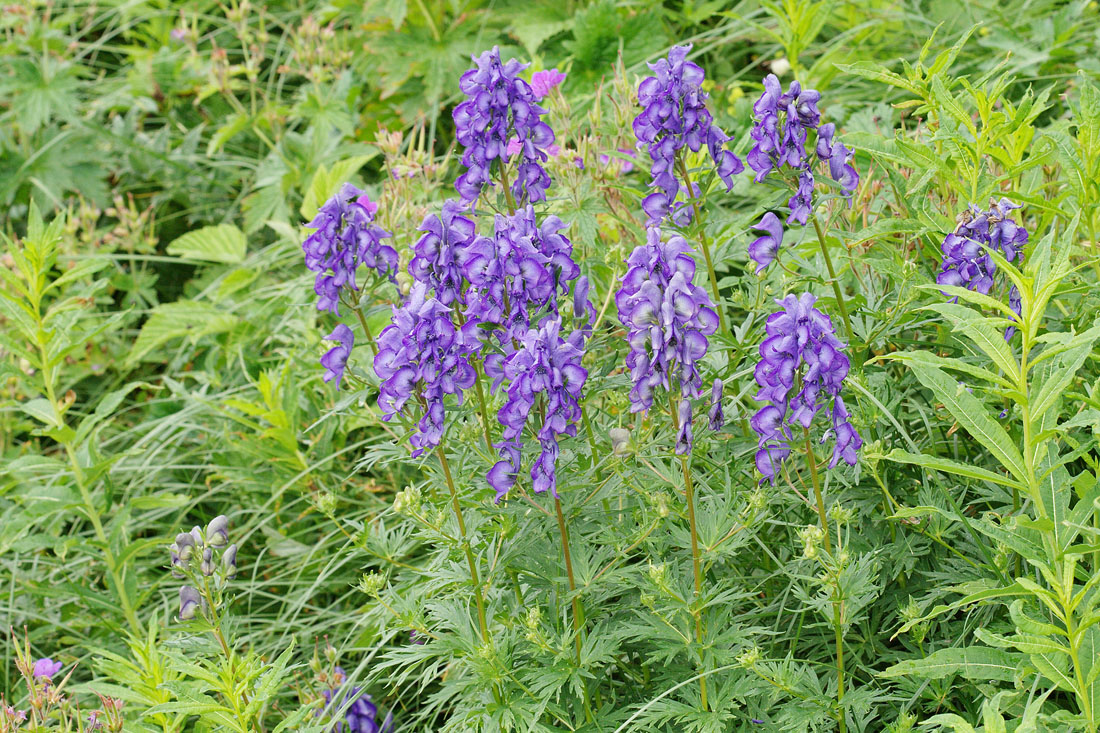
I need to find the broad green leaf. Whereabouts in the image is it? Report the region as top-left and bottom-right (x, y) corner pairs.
(921, 302), (1018, 376)
(880, 646), (1022, 682)
(128, 301), (240, 364)
(905, 361), (1028, 483)
(895, 583), (1026, 636)
(1031, 325), (1100, 420)
(166, 224), (247, 264)
(19, 397), (60, 427)
(886, 449), (1023, 489)
(299, 155), (375, 220)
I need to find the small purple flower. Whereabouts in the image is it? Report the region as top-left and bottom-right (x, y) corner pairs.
(488, 318), (588, 500)
(410, 200), (477, 306)
(748, 212), (784, 273)
(530, 68), (566, 99)
(321, 324), (355, 389)
(178, 586), (201, 620)
(708, 378), (724, 431)
(302, 184), (397, 315)
(374, 283), (476, 457)
(632, 44), (743, 227)
(320, 685), (394, 733)
(752, 293), (861, 482)
(454, 47), (556, 204)
(33, 658), (63, 680)
(787, 169), (815, 225)
(616, 228), (718, 454)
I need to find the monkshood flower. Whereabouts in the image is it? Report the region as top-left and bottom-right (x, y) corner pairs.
(748, 211), (785, 273)
(409, 200), (477, 306)
(320, 679), (394, 733)
(460, 206), (578, 343)
(616, 228), (718, 454)
(708, 378), (724, 431)
(936, 199), (1027, 314)
(302, 184), (397, 315)
(321, 324), (354, 388)
(32, 658), (63, 680)
(178, 586), (201, 620)
(751, 293), (861, 482)
(633, 44), (743, 226)
(374, 283), (476, 457)
(487, 318), (588, 500)
(747, 75), (858, 231)
(454, 47), (555, 204)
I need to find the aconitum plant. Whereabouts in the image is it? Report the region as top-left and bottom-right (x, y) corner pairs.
(374, 283), (476, 458)
(747, 75), (858, 272)
(616, 228), (718, 454)
(633, 43), (743, 226)
(487, 318), (588, 500)
(409, 200), (478, 307)
(751, 293), (861, 482)
(320, 679), (394, 733)
(453, 47), (556, 204)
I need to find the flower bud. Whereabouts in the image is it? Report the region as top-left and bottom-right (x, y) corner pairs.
(222, 544), (238, 580)
(174, 533), (195, 560)
(170, 551), (185, 579)
(190, 526), (203, 548)
(200, 548), (215, 577)
(206, 515), (229, 547)
(178, 586), (201, 620)
(609, 427), (631, 456)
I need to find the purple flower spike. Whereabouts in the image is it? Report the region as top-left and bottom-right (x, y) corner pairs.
(530, 68), (566, 99)
(321, 324), (355, 389)
(632, 44), (743, 227)
(488, 318), (588, 500)
(748, 212), (785, 273)
(410, 199), (477, 306)
(616, 228), (718, 454)
(302, 183), (397, 315)
(454, 47), (556, 204)
(751, 293), (861, 482)
(748, 74), (859, 228)
(374, 283), (476, 457)
(33, 658), (63, 680)
(708, 378), (724, 431)
(319, 684), (394, 733)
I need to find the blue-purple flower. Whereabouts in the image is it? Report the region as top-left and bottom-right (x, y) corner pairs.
(708, 378), (724, 431)
(616, 228), (718, 454)
(453, 47), (556, 204)
(410, 200), (477, 306)
(321, 324), (354, 388)
(302, 184), (397, 315)
(374, 283), (476, 457)
(632, 44), (743, 227)
(487, 318), (588, 500)
(752, 293), (861, 482)
(747, 75), (858, 245)
(320, 681), (394, 733)
(748, 212), (785, 273)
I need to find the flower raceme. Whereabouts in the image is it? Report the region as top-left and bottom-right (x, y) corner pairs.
(454, 47), (556, 205)
(616, 228), (718, 454)
(320, 676), (394, 733)
(633, 44), (743, 226)
(374, 283), (476, 458)
(488, 318), (588, 500)
(302, 184), (397, 315)
(751, 293), (861, 482)
(410, 199), (478, 307)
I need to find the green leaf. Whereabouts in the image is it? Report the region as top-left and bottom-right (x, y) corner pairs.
(299, 155), (375, 221)
(19, 397), (60, 427)
(166, 225), (247, 264)
(921, 302), (1018, 377)
(879, 646), (1023, 682)
(128, 301), (240, 365)
(886, 449), (1023, 489)
(905, 361), (1028, 483)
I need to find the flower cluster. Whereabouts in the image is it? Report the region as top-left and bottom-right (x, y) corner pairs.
(320, 324), (354, 388)
(454, 47), (556, 204)
(319, 675), (394, 733)
(302, 184), (397, 315)
(170, 515), (237, 620)
(746, 75), (858, 271)
(374, 283), (476, 457)
(616, 228), (718, 454)
(410, 199), (478, 306)
(461, 206), (578, 344)
(751, 293), (861, 482)
(936, 198), (1026, 300)
(632, 44), (743, 226)
(488, 318), (588, 500)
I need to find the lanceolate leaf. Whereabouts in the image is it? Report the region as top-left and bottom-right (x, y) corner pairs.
(880, 646), (1023, 682)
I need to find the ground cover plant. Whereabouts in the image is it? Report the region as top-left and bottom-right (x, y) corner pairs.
(4, 0), (1100, 730)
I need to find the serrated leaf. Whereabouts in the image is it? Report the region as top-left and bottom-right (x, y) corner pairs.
(299, 155), (375, 220)
(166, 224), (247, 264)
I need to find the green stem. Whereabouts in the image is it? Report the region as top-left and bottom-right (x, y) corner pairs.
(811, 214), (854, 347)
(668, 392), (708, 711)
(832, 595), (847, 733)
(676, 157), (726, 334)
(437, 447), (491, 646)
(554, 495), (593, 723)
(472, 369), (495, 456)
(802, 428), (832, 555)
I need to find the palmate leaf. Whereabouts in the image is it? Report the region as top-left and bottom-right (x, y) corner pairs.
(879, 645), (1023, 682)
(166, 224), (248, 264)
(904, 361), (1028, 484)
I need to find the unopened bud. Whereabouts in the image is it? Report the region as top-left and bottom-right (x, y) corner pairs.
(200, 548), (215, 577)
(178, 586), (201, 620)
(206, 516), (229, 547)
(222, 544), (238, 579)
(174, 533), (195, 560)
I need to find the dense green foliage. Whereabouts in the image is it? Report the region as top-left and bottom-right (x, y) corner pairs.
(5, 0), (1100, 731)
